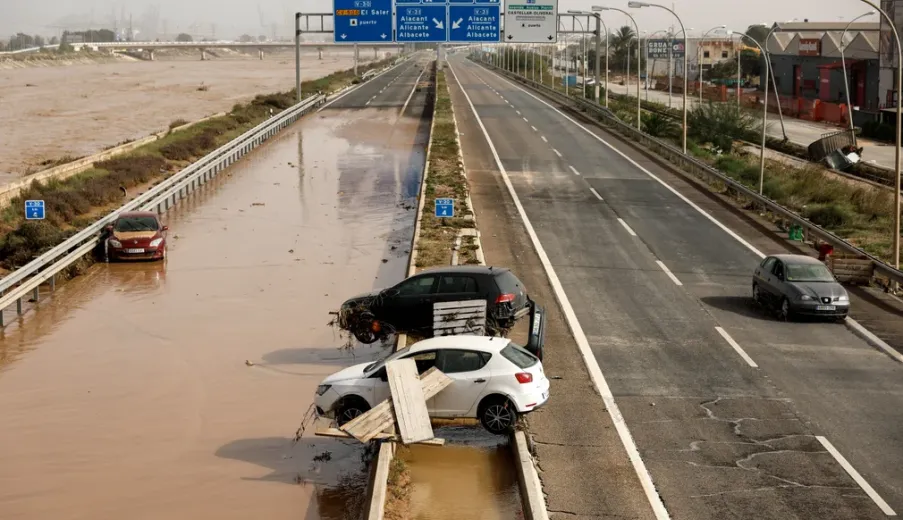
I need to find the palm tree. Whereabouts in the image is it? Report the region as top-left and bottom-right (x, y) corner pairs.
(612, 25), (636, 54)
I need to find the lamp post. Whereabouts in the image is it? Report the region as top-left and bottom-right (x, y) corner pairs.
(568, 11), (605, 104)
(629, 1), (688, 153)
(646, 29), (668, 101)
(840, 11), (876, 146)
(698, 25), (727, 105)
(860, 0), (901, 271)
(729, 30), (769, 195)
(569, 15), (589, 98)
(764, 22), (790, 140)
(593, 6), (641, 129)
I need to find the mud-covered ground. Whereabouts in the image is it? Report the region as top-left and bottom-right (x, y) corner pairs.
(0, 48), (390, 180)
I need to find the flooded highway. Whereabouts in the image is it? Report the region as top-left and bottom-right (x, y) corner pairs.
(0, 60), (430, 520)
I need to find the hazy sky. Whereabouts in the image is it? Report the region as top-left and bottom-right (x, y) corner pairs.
(0, 0), (879, 39)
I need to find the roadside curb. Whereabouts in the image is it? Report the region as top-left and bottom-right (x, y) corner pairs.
(844, 318), (903, 363)
(512, 430), (550, 520)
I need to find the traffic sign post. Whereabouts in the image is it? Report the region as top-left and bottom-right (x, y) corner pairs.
(25, 200), (45, 220)
(435, 198), (454, 218)
(333, 0), (394, 43)
(448, 4), (501, 43)
(504, 0), (558, 43)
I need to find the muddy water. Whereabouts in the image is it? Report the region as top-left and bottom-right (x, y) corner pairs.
(399, 427), (524, 520)
(0, 103), (427, 519)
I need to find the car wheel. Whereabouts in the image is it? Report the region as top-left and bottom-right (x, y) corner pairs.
(779, 298), (793, 322)
(352, 328), (378, 344)
(335, 397), (370, 426)
(479, 396), (516, 435)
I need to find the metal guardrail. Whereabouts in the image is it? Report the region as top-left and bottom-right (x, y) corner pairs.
(472, 59), (903, 288)
(0, 93), (326, 326)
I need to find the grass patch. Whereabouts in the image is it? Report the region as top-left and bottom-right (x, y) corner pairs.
(384, 452), (412, 520)
(414, 63), (477, 269)
(0, 57), (397, 271)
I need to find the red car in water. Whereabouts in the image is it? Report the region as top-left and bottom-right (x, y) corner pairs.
(105, 211), (168, 261)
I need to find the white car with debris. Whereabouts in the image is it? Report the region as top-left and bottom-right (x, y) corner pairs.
(314, 336), (550, 434)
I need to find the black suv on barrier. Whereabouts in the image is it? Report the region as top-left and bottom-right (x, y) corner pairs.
(335, 265), (546, 358)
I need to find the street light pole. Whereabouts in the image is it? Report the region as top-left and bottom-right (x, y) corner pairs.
(841, 11), (876, 146)
(294, 12), (302, 103)
(764, 23), (789, 141)
(699, 25), (727, 106)
(593, 6), (641, 129)
(630, 1), (689, 153)
(860, 0), (901, 271)
(730, 31), (769, 195)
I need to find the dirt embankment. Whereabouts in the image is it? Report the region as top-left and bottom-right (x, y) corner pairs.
(0, 49), (370, 179)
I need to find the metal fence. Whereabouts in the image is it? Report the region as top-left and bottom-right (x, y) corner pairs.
(471, 58), (903, 288)
(0, 93), (327, 326)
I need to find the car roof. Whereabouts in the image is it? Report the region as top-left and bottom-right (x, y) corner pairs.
(768, 254), (824, 265)
(417, 265), (511, 277)
(118, 211), (158, 218)
(406, 335), (511, 353)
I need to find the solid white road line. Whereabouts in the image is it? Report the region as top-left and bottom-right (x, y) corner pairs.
(816, 436), (897, 516)
(616, 218), (636, 236)
(447, 59), (671, 520)
(400, 67), (426, 117)
(714, 327), (758, 368)
(317, 60), (412, 112)
(656, 260), (683, 286)
(552, 148), (561, 157)
(589, 188), (604, 201)
(569, 165), (581, 176)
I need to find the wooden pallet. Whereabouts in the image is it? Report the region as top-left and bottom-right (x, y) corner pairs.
(828, 255), (873, 285)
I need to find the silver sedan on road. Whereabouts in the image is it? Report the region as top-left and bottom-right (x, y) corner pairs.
(752, 254), (850, 321)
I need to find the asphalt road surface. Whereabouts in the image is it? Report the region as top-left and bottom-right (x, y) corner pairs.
(0, 56), (431, 520)
(446, 54), (903, 520)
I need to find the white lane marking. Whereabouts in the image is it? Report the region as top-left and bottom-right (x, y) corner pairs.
(482, 67), (765, 259)
(616, 218), (636, 236)
(516, 110), (522, 115)
(317, 60), (412, 112)
(522, 117), (529, 122)
(447, 59), (670, 520)
(569, 165), (581, 176)
(552, 148), (561, 157)
(531, 125), (538, 132)
(656, 260), (683, 286)
(715, 327), (758, 368)
(817, 436), (897, 516)
(541, 136), (548, 143)
(400, 67), (426, 116)
(366, 99), (372, 106)
(589, 188), (604, 201)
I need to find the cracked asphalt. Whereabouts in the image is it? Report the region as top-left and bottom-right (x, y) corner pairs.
(448, 55), (902, 520)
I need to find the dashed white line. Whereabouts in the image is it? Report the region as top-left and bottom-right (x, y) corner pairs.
(589, 188), (604, 200)
(447, 59), (670, 520)
(616, 218), (636, 236)
(569, 165), (581, 176)
(714, 327), (758, 368)
(552, 148), (561, 157)
(531, 125), (538, 132)
(541, 136), (548, 143)
(516, 110), (522, 115)
(522, 117), (529, 122)
(656, 260), (683, 286)
(817, 436), (897, 516)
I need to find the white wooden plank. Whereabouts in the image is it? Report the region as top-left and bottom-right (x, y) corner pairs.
(314, 426), (445, 445)
(434, 318), (488, 328)
(386, 359), (434, 444)
(434, 300), (488, 310)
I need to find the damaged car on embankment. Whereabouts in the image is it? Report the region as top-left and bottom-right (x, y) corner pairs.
(331, 265), (546, 358)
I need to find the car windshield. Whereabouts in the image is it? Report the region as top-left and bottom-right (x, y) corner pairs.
(785, 262), (835, 283)
(114, 216), (159, 232)
(363, 346), (411, 373)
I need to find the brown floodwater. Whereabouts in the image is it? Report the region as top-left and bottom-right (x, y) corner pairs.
(398, 427), (524, 520)
(0, 99), (428, 519)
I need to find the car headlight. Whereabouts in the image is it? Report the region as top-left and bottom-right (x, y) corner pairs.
(316, 384), (332, 396)
(108, 239), (122, 248)
(837, 295), (849, 302)
(149, 238), (163, 248)
(799, 295), (813, 301)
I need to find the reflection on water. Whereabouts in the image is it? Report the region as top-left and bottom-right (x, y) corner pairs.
(399, 427), (523, 520)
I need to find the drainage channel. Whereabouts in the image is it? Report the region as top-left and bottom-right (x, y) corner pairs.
(394, 425), (523, 520)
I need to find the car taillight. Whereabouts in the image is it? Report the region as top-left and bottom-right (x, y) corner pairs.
(515, 372), (533, 384)
(496, 293), (515, 304)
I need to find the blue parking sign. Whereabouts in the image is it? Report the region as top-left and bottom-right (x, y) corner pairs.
(25, 200), (45, 220)
(435, 198), (454, 218)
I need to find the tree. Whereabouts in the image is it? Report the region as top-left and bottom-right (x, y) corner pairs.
(49, 36), (59, 45)
(176, 33), (193, 42)
(743, 24), (770, 48)
(239, 34), (253, 43)
(258, 35), (267, 42)
(34, 35), (45, 47)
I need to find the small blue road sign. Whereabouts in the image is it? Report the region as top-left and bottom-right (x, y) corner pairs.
(333, 0), (393, 43)
(396, 4), (449, 42)
(448, 4), (501, 43)
(435, 198), (454, 218)
(25, 200), (45, 220)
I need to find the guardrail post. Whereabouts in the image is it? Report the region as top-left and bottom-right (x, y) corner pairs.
(16, 297), (22, 315)
(50, 274), (56, 291)
(32, 287), (38, 302)
(0, 310), (4, 327)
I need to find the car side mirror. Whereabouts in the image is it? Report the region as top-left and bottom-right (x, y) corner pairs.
(162, 225), (169, 231)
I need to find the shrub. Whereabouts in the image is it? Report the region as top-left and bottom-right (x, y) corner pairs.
(0, 221), (69, 269)
(642, 112), (678, 138)
(168, 119), (189, 131)
(688, 102), (762, 152)
(802, 203), (855, 228)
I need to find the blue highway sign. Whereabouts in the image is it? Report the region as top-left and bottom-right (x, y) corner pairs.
(435, 198), (454, 218)
(333, 0), (393, 43)
(25, 200), (45, 220)
(448, 4), (500, 42)
(396, 4), (448, 42)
